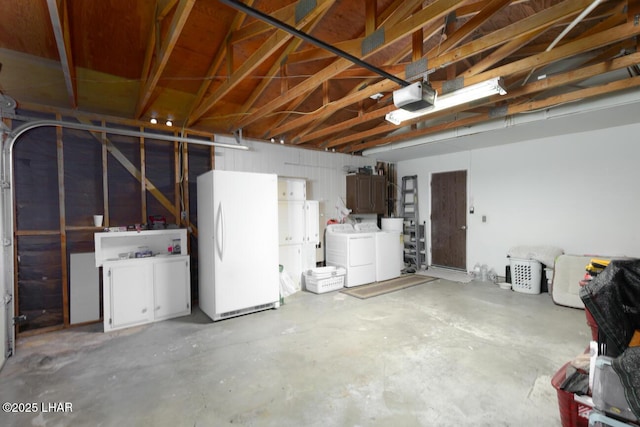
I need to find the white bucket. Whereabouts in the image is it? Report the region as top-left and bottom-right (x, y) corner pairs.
(381, 217), (403, 232)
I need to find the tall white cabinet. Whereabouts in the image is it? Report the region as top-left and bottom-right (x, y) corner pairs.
(95, 229), (191, 332)
(278, 178), (319, 289)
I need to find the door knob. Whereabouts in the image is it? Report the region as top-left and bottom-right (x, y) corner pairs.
(460, 225), (467, 230)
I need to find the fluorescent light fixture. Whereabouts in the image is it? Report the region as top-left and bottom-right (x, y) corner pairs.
(386, 77), (507, 125)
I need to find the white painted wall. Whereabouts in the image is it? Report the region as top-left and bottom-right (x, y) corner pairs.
(397, 122), (640, 275)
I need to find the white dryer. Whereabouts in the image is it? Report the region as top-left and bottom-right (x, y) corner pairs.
(325, 224), (376, 287)
(355, 222), (403, 282)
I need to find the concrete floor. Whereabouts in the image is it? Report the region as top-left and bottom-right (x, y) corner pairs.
(0, 277), (589, 427)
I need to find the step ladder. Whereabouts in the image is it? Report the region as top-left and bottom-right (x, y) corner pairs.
(401, 175), (425, 270)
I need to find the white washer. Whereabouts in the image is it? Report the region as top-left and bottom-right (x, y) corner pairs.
(355, 222), (403, 282)
(325, 224), (376, 287)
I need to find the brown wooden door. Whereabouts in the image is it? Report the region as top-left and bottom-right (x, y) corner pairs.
(431, 170), (467, 270)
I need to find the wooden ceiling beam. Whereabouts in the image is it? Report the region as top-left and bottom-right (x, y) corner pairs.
(188, 0), (335, 126)
(462, 26), (548, 77)
(46, 0), (76, 108)
(236, 6), (333, 129)
(628, 0), (640, 26)
(300, 0), (625, 143)
(253, 0), (592, 139)
(511, 1), (626, 57)
(433, 0), (512, 55)
(234, 0), (466, 131)
(365, 0), (376, 35)
(157, 0), (179, 20)
(289, 1), (433, 141)
(228, 2), (299, 44)
(276, 2), (439, 141)
(135, 0), (195, 119)
(466, 20), (640, 86)
(279, 0), (588, 142)
(325, 23), (640, 150)
(431, 0), (596, 76)
(333, 65), (408, 79)
(185, 0), (256, 122)
(349, 74), (640, 153)
(286, 0), (424, 65)
(332, 49), (640, 150)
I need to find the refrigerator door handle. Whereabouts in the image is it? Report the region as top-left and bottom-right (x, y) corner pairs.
(216, 201), (225, 261)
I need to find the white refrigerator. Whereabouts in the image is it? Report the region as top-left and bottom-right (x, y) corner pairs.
(197, 170), (280, 321)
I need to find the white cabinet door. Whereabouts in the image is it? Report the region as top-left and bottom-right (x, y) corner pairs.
(278, 178), (306, 200)
(153, 256), (191, 321)
(105, 262), (154, 332)
(278, 201), (305, 245)
(303, 200), (319, 244)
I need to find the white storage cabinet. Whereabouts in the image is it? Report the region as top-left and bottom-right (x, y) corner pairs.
(278, 190), (320, 289)
(278, 178), (306, 200)
(279, 201), (306, 244)
(95, 229), (191, 332)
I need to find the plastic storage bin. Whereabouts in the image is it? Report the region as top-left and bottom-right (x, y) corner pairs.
(589, 410), (638, 427)
(304, 266), (346, 294)
(510, 257), (542, 294)
(552, 362), (592, 427)
(592, 357), (638, 423)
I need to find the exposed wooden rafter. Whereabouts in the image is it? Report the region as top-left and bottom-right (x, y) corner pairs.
(233, 0), (466, 132)
(184, 0), (257, 123)
(3, 0), (640, 154)
(236, 4), (334, 130)
(46, 0), (76, 108)
(350, 73), (640, 153)
(135, 0), (195, 119)
(273, 0), (619, 148)
(187, 0), (336, 126)
(332, 35), (640, 150)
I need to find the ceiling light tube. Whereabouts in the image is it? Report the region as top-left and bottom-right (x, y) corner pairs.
(386, 77), (507, 125)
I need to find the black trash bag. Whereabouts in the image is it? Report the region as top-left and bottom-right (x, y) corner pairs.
(579, 259), (640, 358)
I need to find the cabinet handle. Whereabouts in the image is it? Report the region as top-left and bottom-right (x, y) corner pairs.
(142, 308), (147, 314)
(156, 306), (161, 311)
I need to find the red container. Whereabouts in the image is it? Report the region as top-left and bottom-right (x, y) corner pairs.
(551, 362), (592, 427)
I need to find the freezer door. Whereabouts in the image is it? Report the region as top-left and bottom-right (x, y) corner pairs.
(212, 170), (279, 314)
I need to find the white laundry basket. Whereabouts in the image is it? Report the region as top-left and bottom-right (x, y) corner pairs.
(304, 266), (346, 294)
(510, 258), (542, 294)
